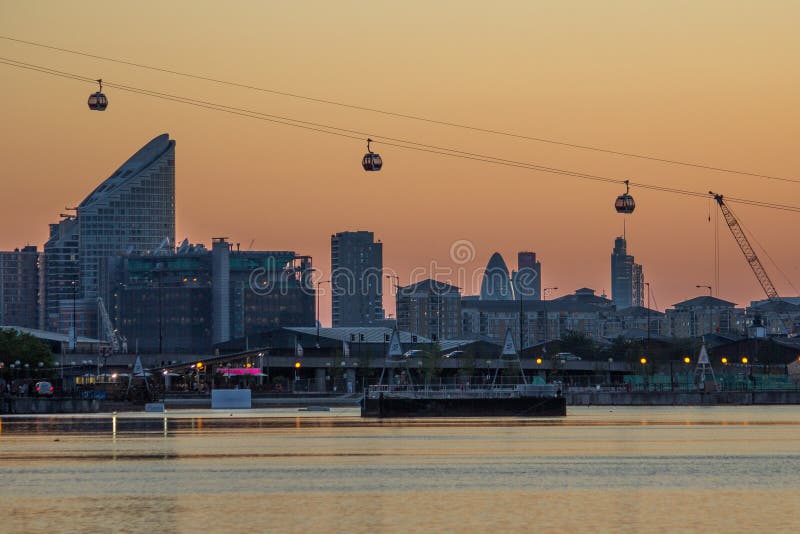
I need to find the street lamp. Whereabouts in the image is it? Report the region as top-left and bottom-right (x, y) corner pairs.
(640, 357), (648, 392)
(542, 287), (558, 344)
(696, 285), (712, 296)
(71, 280), (78, 353)
(316, 279), (330, 343)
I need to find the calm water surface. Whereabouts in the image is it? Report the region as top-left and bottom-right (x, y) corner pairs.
(1, 406), (799, 533)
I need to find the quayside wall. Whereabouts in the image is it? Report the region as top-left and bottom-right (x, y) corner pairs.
(567, 390), (800, 406)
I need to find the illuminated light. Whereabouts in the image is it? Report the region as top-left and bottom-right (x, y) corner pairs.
(196, 362), (205, 371)
(215, 368), (261, 376)
(640, 358), (647, 365)
(162, 370), (168, 376)
(111, 373), (118, 379)
(721, 357), (728, 364)
(294, 362), (301, 369)
(535, 358), (543, 365)
(741, 357), (749, 364)
(683, 357), (691, 364)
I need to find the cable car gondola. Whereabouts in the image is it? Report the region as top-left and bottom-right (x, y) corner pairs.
(88, 79), (108, 111)
(362, 138), (382, 171)
(615, 180), (635, 214)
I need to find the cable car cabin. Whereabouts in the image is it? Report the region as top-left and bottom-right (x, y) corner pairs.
(88, 92), (108, 111)
(362, 152), (383, 171)
(615, 193), (635, 214)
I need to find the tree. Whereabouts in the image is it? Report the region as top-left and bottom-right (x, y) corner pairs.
(0, 329), (54, 378)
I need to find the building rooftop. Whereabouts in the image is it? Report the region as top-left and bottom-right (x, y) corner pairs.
(79, 133), (174, 209)
(672, 296), (737, 309)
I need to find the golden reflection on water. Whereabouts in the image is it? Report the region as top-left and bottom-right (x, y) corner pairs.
(1, 406), (799, 532)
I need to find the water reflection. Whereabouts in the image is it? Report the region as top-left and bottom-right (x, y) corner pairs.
(1, 407), (799, 531)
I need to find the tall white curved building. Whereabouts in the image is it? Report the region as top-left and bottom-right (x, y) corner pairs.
(77, 133), (176, 298)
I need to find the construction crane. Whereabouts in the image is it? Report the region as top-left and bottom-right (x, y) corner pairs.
(710, 192), (779, 299)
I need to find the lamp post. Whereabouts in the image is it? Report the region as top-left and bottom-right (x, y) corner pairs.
(316, 279), (330, 344)
(385, 274), (401, 325)
(542, 287), (558, 346)
(640, 357), (648, 391)
(71, 280), (78, 353)
(645, 282), (651, 341)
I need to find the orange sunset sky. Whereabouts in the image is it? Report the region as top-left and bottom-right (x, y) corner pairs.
(1, 1), (798, 324)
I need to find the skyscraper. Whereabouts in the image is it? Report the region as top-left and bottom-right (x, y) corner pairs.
(480, 252), (514, 300)
(331, 231), (383, 327)
(0, 246), (41, 329)
(77, 133), (176, 299)
(43, 216), (80, 332)
(44, 133), (176, 336)
(512, 251), (542, 301)
(611, 236), (644, 309)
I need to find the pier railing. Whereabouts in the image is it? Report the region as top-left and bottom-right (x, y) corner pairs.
(366, 383), (560, 399)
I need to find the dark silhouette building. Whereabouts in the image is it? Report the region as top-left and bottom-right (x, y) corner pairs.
(611, 236), (643, 309)
(0, 246), (41, 329)
(331, 231), (384, 327)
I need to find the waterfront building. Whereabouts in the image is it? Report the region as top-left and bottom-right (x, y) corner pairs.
(463, 288), (616, 346)
(396, 279), (462, 341)
(43, 217), (80, 333)
(102, 238), (314, 353)
(666, 296), (744, 337)
(0, 246), (41, 329)
(331, 231), (384, 327)
(44, 134), (176, 338)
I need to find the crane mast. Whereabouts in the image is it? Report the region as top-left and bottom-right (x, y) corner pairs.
(710, 192), (779, 300)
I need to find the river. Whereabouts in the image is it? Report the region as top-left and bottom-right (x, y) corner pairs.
(1, 406), (798, 532)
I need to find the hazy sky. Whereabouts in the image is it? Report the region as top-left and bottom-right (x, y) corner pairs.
(1, 1), (798, 323)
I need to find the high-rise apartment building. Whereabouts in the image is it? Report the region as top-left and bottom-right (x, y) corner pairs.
(43, 217), (80, 332)
(77, 133), (176, 298)
(611, 236), (644, 309)
(0, 246), (41, 329)
(331, 231), (383, 327)
(44, 133), (176, 337)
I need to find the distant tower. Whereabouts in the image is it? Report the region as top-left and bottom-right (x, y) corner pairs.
(480, 252), (514, 301)
(611, 236), (643, 309)
(331, 231), (384, 327)
(512, 251), (541, 301)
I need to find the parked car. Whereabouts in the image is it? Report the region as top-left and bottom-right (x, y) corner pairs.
(442, 350), (464, 359)
(402, 350), (423, 359)
(35, 381), (54, 396)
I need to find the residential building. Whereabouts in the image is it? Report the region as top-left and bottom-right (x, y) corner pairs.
(396, 279), (462, 341)
(666, 296), (744, 338)
(463, 288), (616, 347)
(44, 133), (176, 338)
(0, 246), (41, 329)
(331, 231), (383, 327)
(43, 216), (80, 332)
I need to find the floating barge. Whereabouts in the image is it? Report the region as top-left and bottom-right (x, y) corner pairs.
(361, 384), (566, 418)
